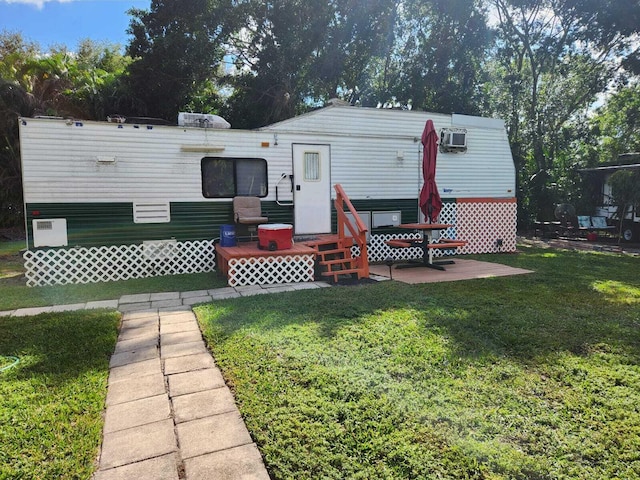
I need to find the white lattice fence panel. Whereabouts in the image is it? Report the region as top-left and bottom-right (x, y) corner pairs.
(228, 254), (315, 287)
(24, 240), (216, 287)
(456, 200), (517, 254)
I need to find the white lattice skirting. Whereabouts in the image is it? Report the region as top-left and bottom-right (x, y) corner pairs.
(360, 200), (516, 262)
(227, 254), (315, 287)
(23, 240), (216, 287)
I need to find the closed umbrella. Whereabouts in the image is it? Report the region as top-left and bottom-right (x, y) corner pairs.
(419, 119), (442, 223)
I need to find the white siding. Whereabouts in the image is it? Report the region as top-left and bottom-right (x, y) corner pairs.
(19, 119), (289, 203)
(265, 106), (515, 199)
(20, 106), (515, 205)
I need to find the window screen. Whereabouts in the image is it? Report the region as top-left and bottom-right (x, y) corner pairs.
(304, 152), (320, 181)
(201, 157), (268, 198)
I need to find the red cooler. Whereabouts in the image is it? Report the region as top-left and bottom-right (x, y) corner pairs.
(258, 223), (293, 251)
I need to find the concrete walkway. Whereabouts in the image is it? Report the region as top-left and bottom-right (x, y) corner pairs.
(96, 282), (331, 480)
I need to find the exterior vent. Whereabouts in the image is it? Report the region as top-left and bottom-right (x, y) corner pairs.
(177, 112), (231, 129)
(37, 220), (53, 230)
(133, 202), (171, 223)
(33, 218), (68, 247)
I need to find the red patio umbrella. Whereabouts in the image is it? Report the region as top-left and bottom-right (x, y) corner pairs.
(419, 119), (443, 223)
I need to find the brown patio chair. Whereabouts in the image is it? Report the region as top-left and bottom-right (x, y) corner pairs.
(233, 196), (268, 227)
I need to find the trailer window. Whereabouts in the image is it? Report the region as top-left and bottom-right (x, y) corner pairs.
(201, 157), (268, 198)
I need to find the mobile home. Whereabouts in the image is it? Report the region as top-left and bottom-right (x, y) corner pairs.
(19, 104), (516, 285)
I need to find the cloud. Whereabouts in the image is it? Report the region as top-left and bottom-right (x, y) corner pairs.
(3, 0), (74, 9)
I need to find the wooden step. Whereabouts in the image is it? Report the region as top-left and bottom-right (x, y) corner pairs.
(320, 258), (356, 267)
(320, 267), (364, 282)
(306, 236), (354, 249)
(316, 248), (351, 258)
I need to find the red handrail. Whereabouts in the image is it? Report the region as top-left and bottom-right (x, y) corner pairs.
(334, 184), (369, 278)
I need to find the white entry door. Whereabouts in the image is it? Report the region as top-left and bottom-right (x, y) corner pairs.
(292, 144), (331, 235)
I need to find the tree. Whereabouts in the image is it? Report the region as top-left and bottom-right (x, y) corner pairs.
(592, 84), (640, 161)
(125, 0), (231, 121)
(365, 0), (491, 114)
(0, 33), (130, 226)
(608, 168), (640, 242)
(486, 0), (640, 223)
(222, 0), (397, 127)
(68, 40), (134, 120)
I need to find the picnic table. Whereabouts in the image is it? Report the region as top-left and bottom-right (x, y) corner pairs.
(386, 223), (467, 271)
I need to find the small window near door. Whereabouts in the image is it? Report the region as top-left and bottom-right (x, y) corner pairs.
(304, 152), (320, 181)
(201, 157), (268, 198)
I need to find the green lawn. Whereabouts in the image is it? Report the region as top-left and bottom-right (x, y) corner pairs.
(0, 310), (119, 479)
(195, 245), (640, 479)
(0, 238), (227, 311)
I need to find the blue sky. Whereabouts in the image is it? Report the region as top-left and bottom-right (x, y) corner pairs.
(1, 0), (150, 50)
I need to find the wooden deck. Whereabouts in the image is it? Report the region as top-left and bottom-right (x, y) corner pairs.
(216, 241), (318, 283)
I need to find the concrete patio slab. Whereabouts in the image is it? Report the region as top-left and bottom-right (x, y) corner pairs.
(109, 357), (162, 384)
(182, 295), (214, 306)
(152, 299), (184, 309)
(161, 340), (207, 359)
(369, 259), (534, 285)
(160, 330), (203, 346)
(119, 293), (152, 304)
(176, 411), (253, 460)
(120, 315), (158, 330)
(160, 320), (200, 335)
(113, 334), (158, 354)
(159, 311), (197, 324)
(172, 387), (238, 424)
(118, 302), (154, 313)
(109, 345), (159, 368)
(238, 288), (271, 297)
(118, 324), (159, 342)
(183, 443), (270, 480)
(0, 310), (15, 317)
(50, 303), (87, 312)
(106, 371), (166, 406)
(163, 352), (216, 375)
(181, 289), (210, 298)
(290, 282), (323, 290)
(150, 291), (180, 301)
(209, 290), (242, 300)
(93, 453), (179, 480)
(208, 287), (239, 296)
(12, 306), (53, 316)
(104, 393), (171, 433)
(85, 299), (119, 310)
(157, 306), (192, 314)
(257, 285), (296, 293)
(99, 418), (176, 470)
(167, 368), (226, 397)
(122, 310), (159, 321)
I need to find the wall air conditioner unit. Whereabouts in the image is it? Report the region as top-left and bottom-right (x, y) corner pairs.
(177, 112), (231, 129)
(440, 128), (468, 152)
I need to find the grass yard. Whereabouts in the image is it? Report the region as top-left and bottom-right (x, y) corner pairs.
(0, 238), (227, 311)
(195, 245), (640, 479)
(0, 310), (119, 479)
